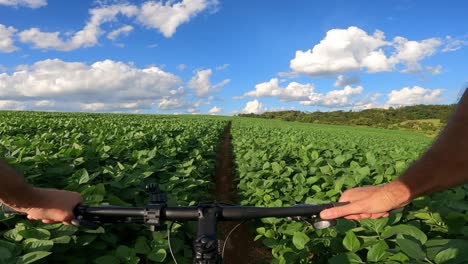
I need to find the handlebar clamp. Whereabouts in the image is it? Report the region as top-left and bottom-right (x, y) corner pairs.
(144, 204), (165, 231)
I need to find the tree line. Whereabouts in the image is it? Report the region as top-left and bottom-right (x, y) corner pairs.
(238, 104), (456, 135)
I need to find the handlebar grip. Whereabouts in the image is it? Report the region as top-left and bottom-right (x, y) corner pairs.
(0, 204), (26, 215)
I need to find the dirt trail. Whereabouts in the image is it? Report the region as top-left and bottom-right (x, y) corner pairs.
(214, 122), (270, 264)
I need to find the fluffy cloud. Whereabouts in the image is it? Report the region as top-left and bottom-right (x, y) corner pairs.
(18, 1), (218, 51)
(138, 0), (218, 37)
(0, 59), (186, 112)
(299, 85), (364, 107)
(0, 0), (46, 8)
(425, 65), (442, 75)
(290, 26), (444, 76)
(386, 86), (443, 106)
(107, 25), (133, 40)
(281, 82), (315, 101)
(244, 78), (282, 98)
(334, 74), (361, 87)
(244, 78), (361, 107)
(0, 24), (17, 52)
(392, 37), (441, 73)
(188, 69), (230, 97)
(158, 97), (190, 110)
(290, 27), (391, 76)
(19, 4), (138, 51)
(208, 106), (222, 114)
(242, 100), (265, 114)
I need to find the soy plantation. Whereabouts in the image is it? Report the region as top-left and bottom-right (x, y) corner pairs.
(232, 118), (468, 264)
(0, 112), (467, 263)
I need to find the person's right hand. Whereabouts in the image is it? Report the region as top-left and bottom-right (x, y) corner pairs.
(13, 187), (83, 225)
(320, 180), (412, 220)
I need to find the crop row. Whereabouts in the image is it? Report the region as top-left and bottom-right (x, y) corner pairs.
(0, 112), (229, 264)
(231, 118), (468, 264)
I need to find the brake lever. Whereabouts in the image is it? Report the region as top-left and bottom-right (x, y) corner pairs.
(288, 215), (337, 229)
(287, 202), (350, 229)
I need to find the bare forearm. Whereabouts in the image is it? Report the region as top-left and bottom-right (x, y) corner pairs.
(0, 160), (36, 208)
(398, 89), (468, 199)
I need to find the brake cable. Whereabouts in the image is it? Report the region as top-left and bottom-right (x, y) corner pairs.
(221, 220), (247, 260)
(168, 221), (179, 264)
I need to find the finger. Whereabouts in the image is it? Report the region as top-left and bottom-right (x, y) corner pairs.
(370, 213), (388, 219)
(358, 213), (372, 219)
(42, 219), (59, 224)
(27, 215), (33, 220)
(344, 215), (362, 220)
(320, 201), (368, 220)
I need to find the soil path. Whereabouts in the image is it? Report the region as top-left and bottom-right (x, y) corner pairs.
(214, 122), (270, 264)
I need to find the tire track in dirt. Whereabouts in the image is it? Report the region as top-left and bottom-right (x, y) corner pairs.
(214, 122), (270, 264)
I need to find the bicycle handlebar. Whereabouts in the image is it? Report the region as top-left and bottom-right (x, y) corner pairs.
(0, 184), (349, 264)
(71, 203), (344, 221)
(1, 202), (345, 222)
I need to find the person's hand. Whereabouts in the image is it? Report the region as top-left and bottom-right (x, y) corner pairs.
(15, 188), (83, 225)
(320, 180), (412, 220)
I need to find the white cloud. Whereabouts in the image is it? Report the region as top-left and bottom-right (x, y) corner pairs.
(290, 27), (391, 76)
(0, 24), (17, 52)
(107, 25), (133, 40)
(280, 82), (315, 101)
(290, 26), (445, 76)
(277, 71), (299, 78)
(334, 74), (361, 87)
(242, 99), (265, 114)
(0, 0), (46, 8)
(137, 0), (218, 38)
(19, 4), (139, 51)
(442, 36), (468, 52)
(0, 100), (26, 110)
(244, 78), (363, 107)
(188, 69), (230, 97)
(350, 93), (381, 110)
(18, 1), (217, 51)
(392, 36), (441, 73)
(425, 65), (442, 75)
(300, 85), (364, 107)
(215, 64), (229, 71)
(386, 86), (443, 106)
(158, 97), (190, 110)
(243, 78), (315, 101)
(244, 78), (282, 98)
(34, 100), (55, 107)
(0, 59), (185, 112)
(177, 64), (186, 71)
(208, 106), (222, 114)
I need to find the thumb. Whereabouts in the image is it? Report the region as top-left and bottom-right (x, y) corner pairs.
(320, 202), (364, 220)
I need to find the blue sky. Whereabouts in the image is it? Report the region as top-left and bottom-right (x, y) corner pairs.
(0, 0), (467, 115)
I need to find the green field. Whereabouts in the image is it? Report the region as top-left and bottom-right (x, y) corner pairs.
(1, 112), (467, 263)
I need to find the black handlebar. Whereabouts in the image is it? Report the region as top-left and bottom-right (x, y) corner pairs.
(0, 186), (349, 264)
(70, 203), (344, 221)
